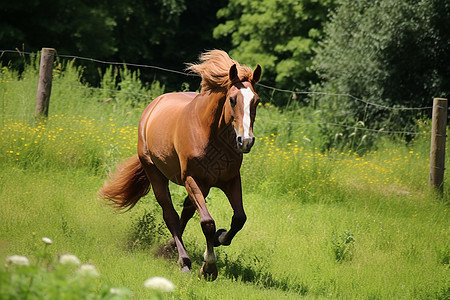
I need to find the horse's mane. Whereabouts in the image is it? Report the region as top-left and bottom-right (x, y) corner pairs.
(186, 50), (254, 93)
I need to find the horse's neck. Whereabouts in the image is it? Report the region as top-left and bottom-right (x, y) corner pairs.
(193, 90), (231, 138)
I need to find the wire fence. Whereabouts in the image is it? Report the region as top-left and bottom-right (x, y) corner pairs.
(0, 49), (438, 135)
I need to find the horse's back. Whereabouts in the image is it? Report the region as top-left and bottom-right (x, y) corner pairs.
(138, 92), (199, 182)
(140, 92), (198, 127)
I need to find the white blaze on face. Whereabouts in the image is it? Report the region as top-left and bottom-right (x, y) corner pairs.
(240, 87), (254, 138)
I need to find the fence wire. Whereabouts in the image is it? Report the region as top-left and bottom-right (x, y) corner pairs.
(0, 49), (437, 135)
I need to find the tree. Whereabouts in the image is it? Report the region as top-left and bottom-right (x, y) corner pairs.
(116, 0), (229, 90)
(0, 0), (117, 59)
(214, 0), (335, 104)
(0, 0), (228, 90)
(312, 0), (450, 134)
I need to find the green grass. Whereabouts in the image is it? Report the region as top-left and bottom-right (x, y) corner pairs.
(0, 61), (449, 299)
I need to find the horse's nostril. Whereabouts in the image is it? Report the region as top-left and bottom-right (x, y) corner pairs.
(237, 136), (243, 146)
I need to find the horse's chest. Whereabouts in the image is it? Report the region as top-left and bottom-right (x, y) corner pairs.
(192, 142), (242, 184)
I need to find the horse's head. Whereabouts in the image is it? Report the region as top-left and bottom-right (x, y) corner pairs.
(226, 64), (262, 153)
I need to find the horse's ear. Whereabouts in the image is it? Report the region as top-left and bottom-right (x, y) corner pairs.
(252, 65), (262, 83)
(229, 64), (238, 82)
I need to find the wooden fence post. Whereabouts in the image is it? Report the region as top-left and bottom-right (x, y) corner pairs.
(429, 97), (448, 193)
(35, 48), (56, 118)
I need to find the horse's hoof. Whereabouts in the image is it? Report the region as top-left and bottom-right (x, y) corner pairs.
(214, 229), (227, 247)
(178, 257), (192, 272)
(199, 262), (218, 281)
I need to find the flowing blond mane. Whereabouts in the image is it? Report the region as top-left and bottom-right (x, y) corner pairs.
(186, 50), (254, 93)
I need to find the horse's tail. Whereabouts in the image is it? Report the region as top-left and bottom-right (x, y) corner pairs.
(99, 155), (150, 210)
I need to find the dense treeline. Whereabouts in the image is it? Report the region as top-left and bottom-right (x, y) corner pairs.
(0, 0), (228, 88)
(313, 0), (450, 139)
(1, 0), (449, 146)
(0, 1), (229, 64)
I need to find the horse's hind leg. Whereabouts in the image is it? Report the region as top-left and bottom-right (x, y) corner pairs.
(160, 196), (195, 256)
(180, 196), (196, 234)
(144, 165), (191, 272)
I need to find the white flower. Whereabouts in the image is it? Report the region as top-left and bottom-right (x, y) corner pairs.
(59, 254), (81, 266)
(109, 287), (132, 298)
(110, 288), (122, 295)
(143, 276), (175, 292)
(109, 288), (130, 296)
(6, 255), (30, 266)
(77, 264), (99, 277)
(42, 237), (53, 245)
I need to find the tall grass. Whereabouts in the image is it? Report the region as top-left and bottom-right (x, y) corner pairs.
(0, 60), (448, 299)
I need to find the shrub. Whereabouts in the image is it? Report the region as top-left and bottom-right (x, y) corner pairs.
(313, 0), (449, 143)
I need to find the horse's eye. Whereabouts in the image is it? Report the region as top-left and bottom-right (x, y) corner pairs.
(229, 97), (236, 107)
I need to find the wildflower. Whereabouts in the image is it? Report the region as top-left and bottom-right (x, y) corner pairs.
(109, 288), (131, 296)
(77, 264), (100, 277)
(110, 288), (122, 295)
(59, 254), (81, 266)
(143, 276), (175, 292)
(6, 255), (30, 266)
(42, 237), (53, 245)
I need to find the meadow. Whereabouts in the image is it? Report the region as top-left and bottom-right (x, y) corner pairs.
(0, 60), (448, 299)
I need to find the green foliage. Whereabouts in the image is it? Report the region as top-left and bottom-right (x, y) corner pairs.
(98, 65), (165, 107)
(437, 245), (450, 267)
(0, 237), (132, 300)
(0, 0), (228, 92)
(331, 230), (355, 262)
(0, 60), (161, 175)
(214, 0), (335, 105)
(108, 0), (187, 61)
(0, 1), (117, 59)
(0, 0), (188, 60)
(128, 209), (169, 251)
(0, 57), (449, 299)
(313, 0), (450, 138)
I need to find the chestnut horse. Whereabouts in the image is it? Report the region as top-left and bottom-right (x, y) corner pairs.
(99, 50), (261, 280)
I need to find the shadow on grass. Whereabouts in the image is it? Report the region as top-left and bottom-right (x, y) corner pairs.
(217, 253), (309, 295)
(160, 240), (308, 295)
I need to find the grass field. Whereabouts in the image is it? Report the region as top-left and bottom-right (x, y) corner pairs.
(0, 61), (449, 299)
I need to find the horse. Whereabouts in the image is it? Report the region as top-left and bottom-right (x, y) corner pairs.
(99, 50), (261, 280)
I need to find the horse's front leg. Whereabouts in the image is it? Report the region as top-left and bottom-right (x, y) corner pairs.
(184, 175), (217, 280)
(216, 175), (247, 247)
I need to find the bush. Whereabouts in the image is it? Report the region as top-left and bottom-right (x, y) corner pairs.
(312, 0), (449, 147)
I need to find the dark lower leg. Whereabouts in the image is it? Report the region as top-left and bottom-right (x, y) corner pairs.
(200, 218), (218, 280)
(216, 212), (246, 246)
(184, 176), (217, 280)
(149, 170), (191, 271)
(162, 196), (195, 251)
(161, 205), (191, 270)
(180, 196), (195, 234)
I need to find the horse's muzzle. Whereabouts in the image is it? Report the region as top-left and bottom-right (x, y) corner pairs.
(236, 135), (255, 153)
